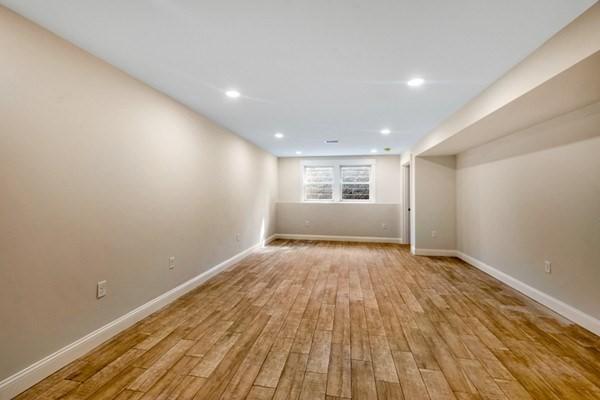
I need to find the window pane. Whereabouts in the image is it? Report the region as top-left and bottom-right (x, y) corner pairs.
(305, 183), (333, 200)
(304, 166), (334, 183)
(342, 183), (370, 200)
(341, 166), (370, 183)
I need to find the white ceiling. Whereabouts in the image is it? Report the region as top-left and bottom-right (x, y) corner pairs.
(2, 1), (595, 156)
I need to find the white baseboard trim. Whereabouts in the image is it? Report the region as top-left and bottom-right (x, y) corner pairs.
(412, 248), (458, 257)
(456, 251), (600, 336)
(0, 236), (276, 400)
(274, 233), (402, 244)
(262, 234), (278, 246)
(4, 239), (597, 399)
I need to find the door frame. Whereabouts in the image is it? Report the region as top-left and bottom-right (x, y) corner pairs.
(401, 161), (411, 245)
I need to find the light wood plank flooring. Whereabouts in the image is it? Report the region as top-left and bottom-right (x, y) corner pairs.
(16, 240), (600, 399)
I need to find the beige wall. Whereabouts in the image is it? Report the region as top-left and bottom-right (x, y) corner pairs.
(412, 156), (456, 251)
(412, 2), (600, 156)
(456, 104), (600, 319)
(276, 203), (401, 239)
(403, 4), (600, 332)
(0, 7), (277, 381)
(276, 156), (402, 239)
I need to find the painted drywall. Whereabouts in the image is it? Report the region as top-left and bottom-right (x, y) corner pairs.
(276, 203), (401, 239)
(276, 156), (401, 238)
(412, 156), (456, 251)
(400, 152), (411, 166)
(456, 103), (600, 319)
(405, 3), (600, 255)
(412, 2), (600, 156)
(0, 7), (277, 381)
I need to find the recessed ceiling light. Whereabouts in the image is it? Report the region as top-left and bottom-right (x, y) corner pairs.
(225, 89), (241, 98)
(370, 149), (378, 153)
(380, 128), (391, 135)
(407, 77), (425, 87)
(295, 151), (302, 155)
(274, 132), (284, 139)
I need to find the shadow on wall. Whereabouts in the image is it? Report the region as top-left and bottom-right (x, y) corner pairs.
(420, 155), (457, 168)
(459, 101), (600, 168)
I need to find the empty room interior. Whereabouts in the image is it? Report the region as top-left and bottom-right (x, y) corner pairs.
(1, 1), (600, 399)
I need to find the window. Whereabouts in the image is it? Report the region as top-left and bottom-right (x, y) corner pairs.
(301, 159), (375, 202)
(303, 166), (334, 201)
(341, 165), (371, 200)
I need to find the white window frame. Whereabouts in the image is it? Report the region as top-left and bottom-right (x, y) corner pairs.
(300, 159), (376, 203)
(301, 164), (336, 202)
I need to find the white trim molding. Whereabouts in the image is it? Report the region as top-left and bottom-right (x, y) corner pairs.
(401, 162), (411, 245)
(412, 248), (457, 257)
(455, 251), (600, 336)
(409, 247), (599, 335)
(4, 239), (597, 399)
(0, 235), (277, 400)
(274, 233), (402, 244)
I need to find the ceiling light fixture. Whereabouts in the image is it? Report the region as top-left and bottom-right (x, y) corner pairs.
(274, 132), (284, 139)
(370, 149), (378, 153)
(295, 151), (302, 155)
(225, 89), (241, 98)
(407, 77), (425, 87)
(380, 128), (391, 135)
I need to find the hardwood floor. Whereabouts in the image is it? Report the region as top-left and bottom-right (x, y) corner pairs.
(16, 240), (600, 399)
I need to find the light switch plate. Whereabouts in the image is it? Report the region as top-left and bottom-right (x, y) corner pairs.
(97, 280), (107, 298)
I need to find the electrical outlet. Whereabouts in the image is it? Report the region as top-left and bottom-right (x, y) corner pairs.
(431, 230), (437, 238)
(169, 256), (176, 270)
(235, 233), (241, 242)
(381, 223), (388, 231)
(544, 261), (552, 274)
(97, 280), (107, 298)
